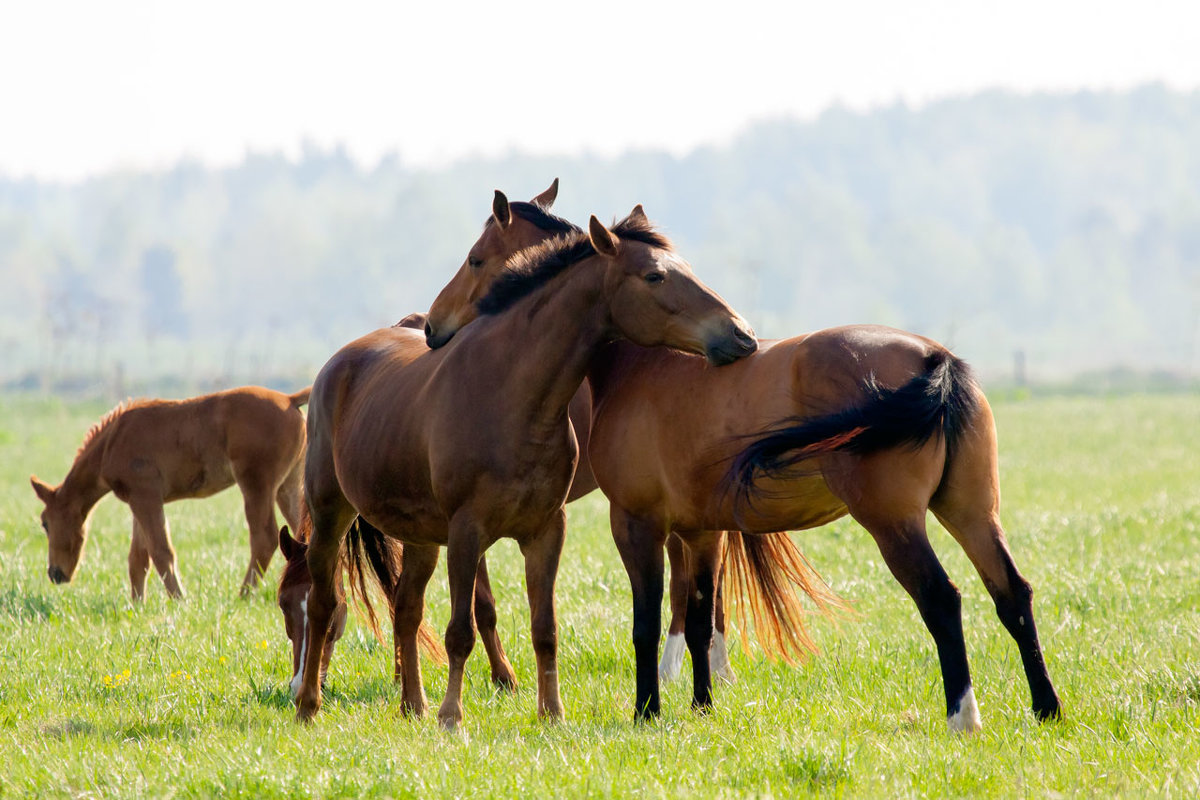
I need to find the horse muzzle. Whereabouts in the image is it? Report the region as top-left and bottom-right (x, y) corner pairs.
(705, 321), (758, 366)
(47, 565), (68, 584)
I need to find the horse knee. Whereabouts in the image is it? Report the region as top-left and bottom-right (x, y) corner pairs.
(993, 574), (1035, 635)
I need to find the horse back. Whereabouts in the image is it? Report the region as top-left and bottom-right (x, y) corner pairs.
(102, 388), (305, 502)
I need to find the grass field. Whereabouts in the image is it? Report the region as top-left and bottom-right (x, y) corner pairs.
(1, 392), (1198, 798)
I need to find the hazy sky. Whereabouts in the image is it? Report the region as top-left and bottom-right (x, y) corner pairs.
(3, 0), (1198, 181)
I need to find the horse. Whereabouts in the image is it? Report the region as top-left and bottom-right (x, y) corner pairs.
(275, 187), (826, 707)
(294, 208), (756, 728)
(30, 386), (310, 599)
(424, 219), (1062, 735)
(426, 185), (833, 685)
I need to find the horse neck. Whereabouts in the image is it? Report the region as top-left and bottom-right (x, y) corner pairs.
(59, 436), (110, 514)
(585, 340), (645, 409)
(481, 257), (611, 429)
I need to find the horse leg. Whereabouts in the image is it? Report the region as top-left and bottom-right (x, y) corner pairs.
(611, 504), (666, 720)
(710, 532), (737, 684)
(392, 541), (439, 717)
(659, 533), (689, 682)
(519, 510), (567, 721)
(294, 497), (355, 722)
(237, 480), (280, 595)
(437, 511), (483, 731)
(474, 556), (518, 691)
(858, 513), (979, 733)
(275, 457), (304, 535)
(681, 529), (721, 712)
(933, 508), (1062, 722)
(128, 518), (151, 601)
(128, 496), (183, 598)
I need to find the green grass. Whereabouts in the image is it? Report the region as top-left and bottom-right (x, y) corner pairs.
(1, 392), (1198, 798)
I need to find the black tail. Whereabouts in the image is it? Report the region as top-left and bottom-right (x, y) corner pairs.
(729, 350), (979, 507)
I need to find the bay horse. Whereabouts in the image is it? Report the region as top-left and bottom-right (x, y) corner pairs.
(277, 523), (449, 695)
(295, 208), (756, 728)
(276, 185), (826, 705)
(425, 225), (1062, 736)
(30, 386), (310, 599)
(425, 184), (834, 685)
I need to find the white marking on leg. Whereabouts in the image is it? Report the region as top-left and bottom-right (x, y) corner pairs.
(658, 633), (686, 681)
(289, 595), (308, 697)
(709, 631), (737, 685)
(947, 685), (982, 733)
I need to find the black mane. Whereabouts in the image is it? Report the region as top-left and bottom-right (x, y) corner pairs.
(506, 201), (579, 235)
(476, 211), (673, 317)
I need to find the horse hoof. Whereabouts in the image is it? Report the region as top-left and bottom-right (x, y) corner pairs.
(492, 671), (519, 694)
(295, 694), (321, 723)
(946, 687), (982, 734)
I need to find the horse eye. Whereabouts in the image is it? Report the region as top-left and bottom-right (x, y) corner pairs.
(644, 272), (665, 285)
(468, 257), (483, 269)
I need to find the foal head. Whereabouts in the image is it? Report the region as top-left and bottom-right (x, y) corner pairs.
(425, 179), (570, 348)
(278, 525), (346, 695)
(30, 477), (88, 585)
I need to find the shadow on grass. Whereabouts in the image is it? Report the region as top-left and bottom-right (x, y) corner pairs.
(0, 587), (56, 621)
(40, 717), (194, 742)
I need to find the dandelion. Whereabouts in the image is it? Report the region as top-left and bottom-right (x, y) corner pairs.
(257, 640), (270, 651)
(218, 656), (228, 665)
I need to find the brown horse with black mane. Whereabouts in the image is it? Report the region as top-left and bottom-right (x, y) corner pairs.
(276, 184), (830, 704)
(294, 208), (756, 728)
(31, 385), (309, 599)
(425, 195), (1062, 733)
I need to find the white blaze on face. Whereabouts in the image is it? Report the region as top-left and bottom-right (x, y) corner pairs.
(658, 633), (686, 681)
(947, 685), (982, 733)
(289, 594), (309, 697)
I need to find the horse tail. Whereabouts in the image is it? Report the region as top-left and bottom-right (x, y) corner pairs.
(288, 387), (312, 407)
(723, 531), (847, 663)
(342, 518), (446, 664)
(729, 349), (979, 508)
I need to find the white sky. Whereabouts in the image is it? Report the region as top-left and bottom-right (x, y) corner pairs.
(2, 0), (1198, 181)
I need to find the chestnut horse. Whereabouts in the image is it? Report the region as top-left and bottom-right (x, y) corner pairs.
(31, 386), (309, 599)
(295, 209), (756, 728)
(425, 228), (1062, 736)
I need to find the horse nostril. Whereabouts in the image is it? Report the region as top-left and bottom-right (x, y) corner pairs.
(48, 566), (65, 584)
(424, 321), (433, 339)
(732, 323), (757, 351)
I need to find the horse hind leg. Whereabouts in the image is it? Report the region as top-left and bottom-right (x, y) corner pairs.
(474, 556), (518, 692)
(391, 541), (439, 717)
(857, 512), (980, 733)
(710, 533), (736, 684)
(932, 504), (1062, 723)
(681, 530), (722, 711)
(237, 480), (281, 596)
(128, 518), (151, 601)
(659, 533), (690, 682)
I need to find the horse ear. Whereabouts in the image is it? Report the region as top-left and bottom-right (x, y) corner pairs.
(279, 526), (306, 561)
(629, 203), (646, 222)
(589, 215), (620, 257)
(492, 190), (512, 229)
(30, 476), (55, 504)
(531, 178), (559, 209)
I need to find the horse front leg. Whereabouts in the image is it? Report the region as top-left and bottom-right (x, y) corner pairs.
(520, 510), (567, 721)
(437, 511), (483, 731)
(295, 502), (354, 723)
(611, 504), (666, 720)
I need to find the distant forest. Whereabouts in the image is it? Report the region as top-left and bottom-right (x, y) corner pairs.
(3, 84), (1199, 393)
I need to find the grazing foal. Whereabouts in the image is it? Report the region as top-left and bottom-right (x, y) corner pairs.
(31, 386), (309, 599)
(295, 209), (755, 728)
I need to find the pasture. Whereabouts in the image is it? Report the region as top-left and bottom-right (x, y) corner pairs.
(1, 391), (1197, 798)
